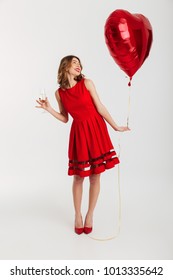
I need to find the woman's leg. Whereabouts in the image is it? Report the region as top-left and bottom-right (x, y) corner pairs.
(85, 174), (101, 227)
(72, 175), (84, 228)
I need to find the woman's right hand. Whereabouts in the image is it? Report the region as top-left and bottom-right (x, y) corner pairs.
(35, 97), (51, 111)
(116, 126), (131, 132)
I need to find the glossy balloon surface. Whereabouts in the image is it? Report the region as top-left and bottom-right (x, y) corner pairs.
(104, 9), (153, 78)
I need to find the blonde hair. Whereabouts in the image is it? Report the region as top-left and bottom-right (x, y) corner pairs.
(57, 55), (84, 89)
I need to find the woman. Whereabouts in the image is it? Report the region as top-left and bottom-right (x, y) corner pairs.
(36, 55), (130, 235)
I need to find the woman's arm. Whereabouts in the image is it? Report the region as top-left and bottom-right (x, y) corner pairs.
(35, 89), (68, 123)
(84, 79), (129, 132)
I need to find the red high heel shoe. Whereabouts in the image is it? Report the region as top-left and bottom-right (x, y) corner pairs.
(74, 215), (84, 235)
(84, 214), (93, 234)
(75, 227), (84, 235)
(83, 226), (92, 234)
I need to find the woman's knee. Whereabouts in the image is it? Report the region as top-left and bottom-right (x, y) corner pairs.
(89, 174), (100, 185)
(73, 175), (84, 184)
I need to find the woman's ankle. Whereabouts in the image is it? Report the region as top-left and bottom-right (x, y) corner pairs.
(84, 212), (93, 227)
(75, 213), (83, 228)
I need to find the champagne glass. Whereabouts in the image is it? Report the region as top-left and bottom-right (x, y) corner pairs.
(39, 88), (47, 113)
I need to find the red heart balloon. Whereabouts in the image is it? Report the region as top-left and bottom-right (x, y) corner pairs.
(104, 9), (153, 80)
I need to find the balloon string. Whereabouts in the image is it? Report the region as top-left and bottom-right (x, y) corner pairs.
(127, 83), (131, 128)
(128, 76), (132, 87)
(87, 138), (121, 241)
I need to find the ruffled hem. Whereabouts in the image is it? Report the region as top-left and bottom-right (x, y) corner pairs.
(68, 149), (120, 177)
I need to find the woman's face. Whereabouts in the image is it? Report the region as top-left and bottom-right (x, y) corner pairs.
(67, 57), (82, 76)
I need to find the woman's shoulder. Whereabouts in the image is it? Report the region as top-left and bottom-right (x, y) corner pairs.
(83, 77), (94, 86)
(55, 88), (62, 100)
(55, 88), (60, 95)
(83, 78), (95, 91)
(55, 87), (65, 94)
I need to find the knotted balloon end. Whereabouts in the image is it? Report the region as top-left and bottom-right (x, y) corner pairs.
(128, 77), (132, 87)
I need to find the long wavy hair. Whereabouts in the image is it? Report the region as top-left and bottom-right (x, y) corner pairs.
(57, 55), (84, 89)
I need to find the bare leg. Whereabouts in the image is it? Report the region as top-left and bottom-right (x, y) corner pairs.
(72, 175), (84, 228)
(85, 174), (101, 227)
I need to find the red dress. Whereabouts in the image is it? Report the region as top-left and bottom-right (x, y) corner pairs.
(59, 78), (120, 177)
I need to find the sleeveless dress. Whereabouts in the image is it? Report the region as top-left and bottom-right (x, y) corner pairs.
(59, 78), (120, 177)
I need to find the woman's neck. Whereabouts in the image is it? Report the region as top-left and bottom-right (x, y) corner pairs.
(67, 74), (77, 88)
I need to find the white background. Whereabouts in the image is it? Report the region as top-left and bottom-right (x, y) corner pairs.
(0, 0), (172, 260)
